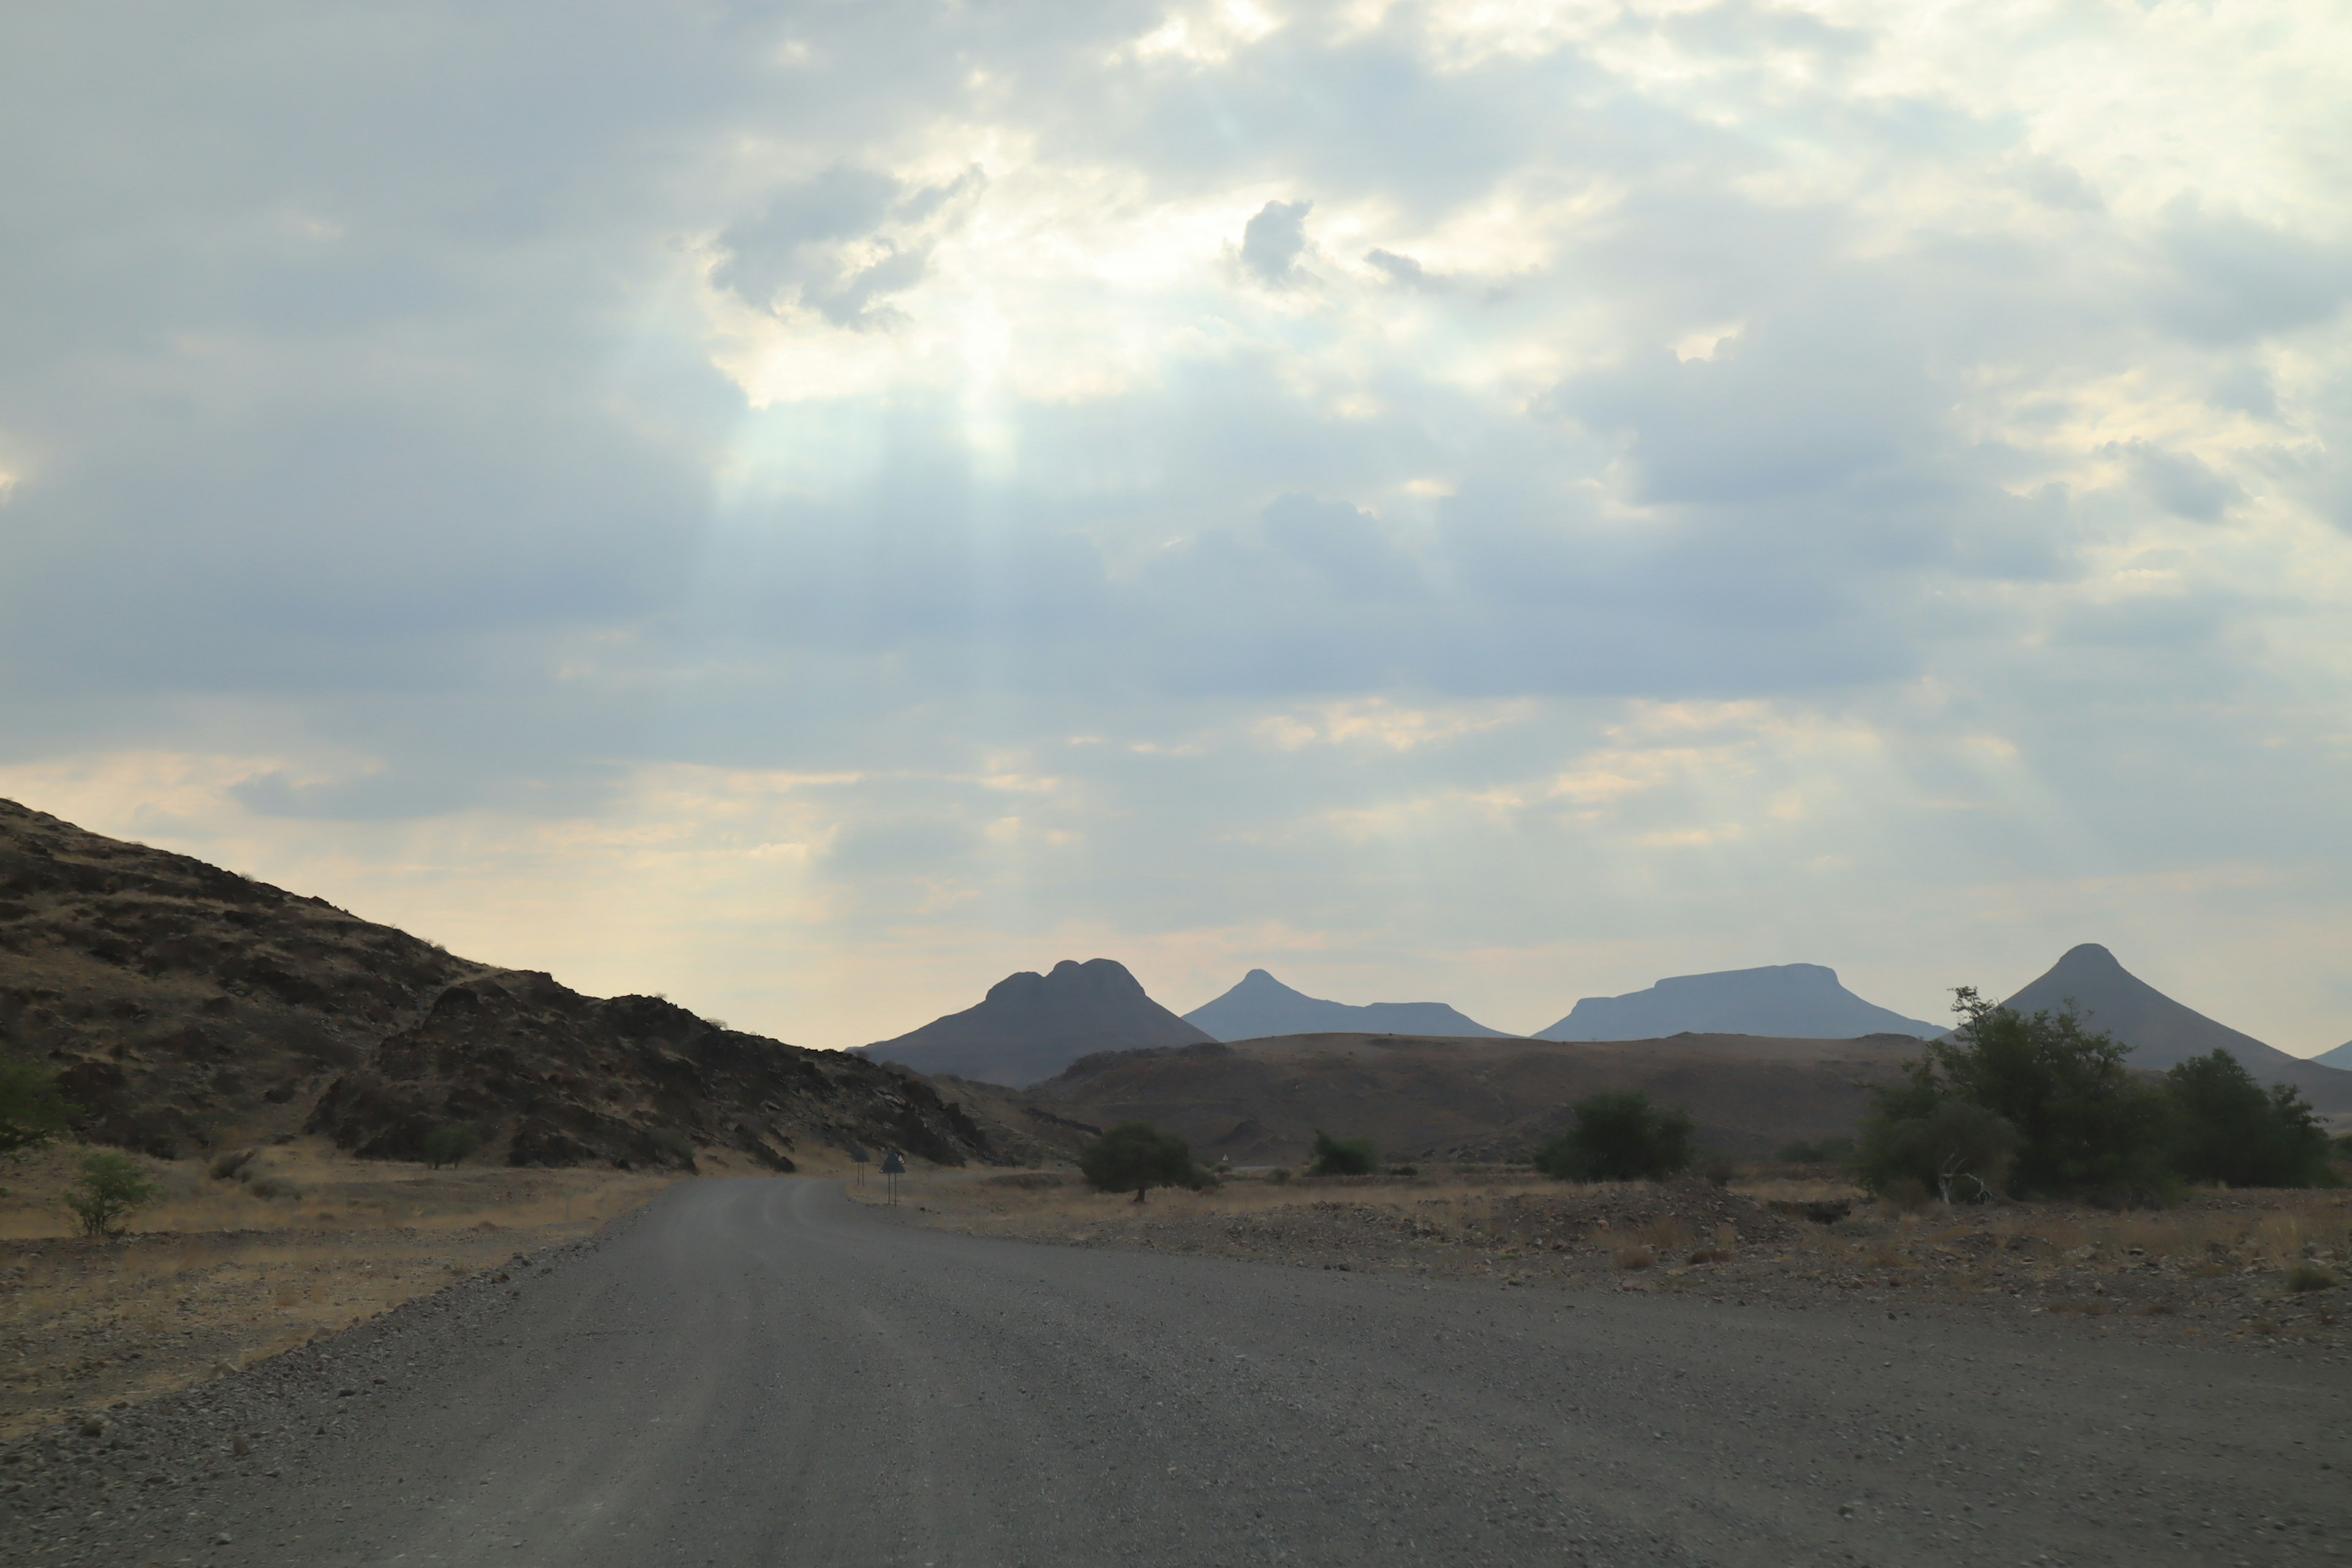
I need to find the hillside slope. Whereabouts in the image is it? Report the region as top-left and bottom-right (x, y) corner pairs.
(859, 959), (1213, 1087)
(0, 799), (994, 1167)
(1024, 1031), (1924, 1163)
(1183, 968), (1510, 1041)
(1999, 943), (2352, 1111)
(1538, 964), (1938, 1041)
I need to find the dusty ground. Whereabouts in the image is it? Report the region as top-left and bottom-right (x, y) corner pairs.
(0, 1138), (694, 1441)
(873, 1164), (2352, 1362)
(10, 1178), (2348, 1568)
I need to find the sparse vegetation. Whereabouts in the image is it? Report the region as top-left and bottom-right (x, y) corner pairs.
(2165, 1050), (2338, 1189)
(1308, 1129), (1379, 1177)
(1532, 1091), (1695, 1182)
(63, 1150), (162, 1238)
(1776, 1137), (1855, 1164)
(421, 1122), (484, 1170)
(0, 1059), (79, 1158)
(1077, 1120), (1205, 1202)
(2285, 1261), (2339, 1293)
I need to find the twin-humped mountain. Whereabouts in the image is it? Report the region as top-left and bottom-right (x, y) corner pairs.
(2001, 943), (2352, 1111)
(1183, 968), (1509, 1042)
(0, 799), (994, 1169)
(855, 959), (1213, 1088)
(1538, 963), (1940, 1041)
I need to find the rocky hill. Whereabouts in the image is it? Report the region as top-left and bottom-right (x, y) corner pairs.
(1023, 1031), (1925, 1164)
(1183, 968), (1510, 1041)
(858, 958), (1213, 1087)
(0, 799), (995, 1167)
(1999, 943), (2352, 1111)
(1537, 963), (1939, 1041)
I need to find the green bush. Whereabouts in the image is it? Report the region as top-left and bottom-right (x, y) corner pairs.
(1532, 1091), (1695, 1182)
(1267, 1167), (1293, 1184)
(421, 1122), (484, 1169)
(1855, 1099), (2018, 1204)
(1858, 988), (2172, 1201)
(64, 1151), (160, 1238)
(0, 1060), (78, 1159)
(1307, 1129), (1379, 1177)
(1077, 1121), (1205, 1202)
(2165, 1050), (2337, 1189)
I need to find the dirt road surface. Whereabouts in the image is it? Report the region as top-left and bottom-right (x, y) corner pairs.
(10, 1178), (2345, 1566)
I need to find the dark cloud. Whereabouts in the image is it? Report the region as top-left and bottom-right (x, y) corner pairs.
(2154, 199), (2352, 344)
(1238, 199), (1314, 288)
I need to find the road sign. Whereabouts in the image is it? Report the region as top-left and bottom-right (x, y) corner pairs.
(880, 1150), (905, 1205)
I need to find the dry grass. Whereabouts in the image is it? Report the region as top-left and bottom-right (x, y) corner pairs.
(0, 1137), (673, 1440)
(868, 1166), (2352, 1357)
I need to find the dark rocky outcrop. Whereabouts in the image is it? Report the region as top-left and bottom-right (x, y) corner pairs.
(0, 798), (479, 1156)
(309, 970), (990, 1169)
(0, 797), (1000, 1166)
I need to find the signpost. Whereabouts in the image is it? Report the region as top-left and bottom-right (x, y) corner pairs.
(880, 1149), (906, 1207)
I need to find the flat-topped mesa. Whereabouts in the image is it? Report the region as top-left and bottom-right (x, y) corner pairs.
(856, 957), (1213, 1088)
(1183, 968), (1512, 1042)
(1537, 963), (1939, 1042)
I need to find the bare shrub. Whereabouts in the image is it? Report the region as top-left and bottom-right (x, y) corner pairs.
(1614, 1246), (1656, 1271)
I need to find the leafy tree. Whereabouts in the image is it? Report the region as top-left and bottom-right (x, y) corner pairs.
(1532, 1091), (1695, 1182)
(2166, 1050), (2337, 1188)
(1306, 1129), (1379, 1176)
(0, 1060), (79, 1159)
(421, 1122), (484, 1169)
(1077, 1121), (1204, 1202)
(64, 1151), (161, 1238)
(1859, 988), (2172, 1200)
(1855, 1099), (2018, 1204)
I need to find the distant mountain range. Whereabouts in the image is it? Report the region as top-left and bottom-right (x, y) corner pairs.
(1183, 969), (1510, 1042)
(1996, 943), (2352, 1111)
(856, 959), (1212, 1087)
(2318, 1040), (2352, 1071)
(1536, 963), (1940, 1041)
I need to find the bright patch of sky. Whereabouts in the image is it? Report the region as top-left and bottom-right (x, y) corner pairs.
(4, 0), (2350, 1050)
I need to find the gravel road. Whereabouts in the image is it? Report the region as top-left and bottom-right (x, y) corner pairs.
(10, 1177), (2346, 1566)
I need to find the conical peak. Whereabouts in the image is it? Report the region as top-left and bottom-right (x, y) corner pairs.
(2057, 943), (2119, 966)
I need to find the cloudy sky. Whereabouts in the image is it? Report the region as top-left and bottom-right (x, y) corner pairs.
(4, 0), (2349, 1052)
